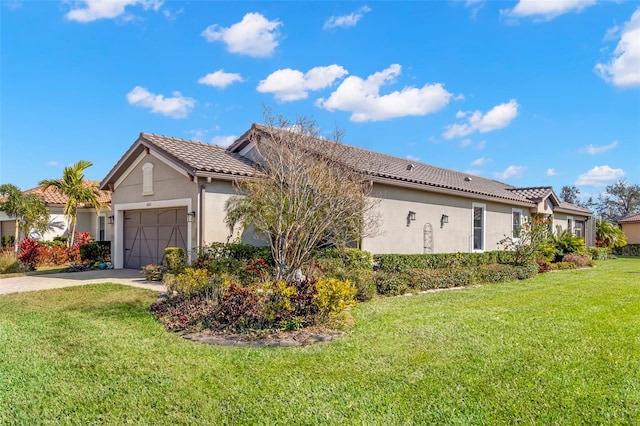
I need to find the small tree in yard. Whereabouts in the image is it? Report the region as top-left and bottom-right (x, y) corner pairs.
(0, 183), (49, 252)
(499, 215), (553, 266)
(39, 160), (106, 248)
(225, 112), (380, 282)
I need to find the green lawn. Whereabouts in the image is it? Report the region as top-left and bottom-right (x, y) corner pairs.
(1, 259), (639, 424)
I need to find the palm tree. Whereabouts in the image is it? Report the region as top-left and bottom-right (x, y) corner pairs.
(39, 160), (105, 247)
(0, 183), (50, 252)
(595, 218), (627, 249)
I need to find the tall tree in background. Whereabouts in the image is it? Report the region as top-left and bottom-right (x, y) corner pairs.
(596, 180), (640, 221)
(225, 112), (380, 281)
(39, 160), (105, 247)
(0, 183), (49, 252)
(559, 185), (580, 204)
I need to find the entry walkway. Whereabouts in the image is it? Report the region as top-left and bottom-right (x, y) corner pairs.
(0, 269), (165, 295)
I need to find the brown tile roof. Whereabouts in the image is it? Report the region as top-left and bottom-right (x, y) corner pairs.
(239, 124), (534, 205)
(619, 213), (640, 223)
(508, 186), (553, 202)
(140, 133), (258, 177)
(25, 181), (111, 206)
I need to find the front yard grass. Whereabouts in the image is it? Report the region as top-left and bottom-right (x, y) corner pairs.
(0, 258), (638, 424)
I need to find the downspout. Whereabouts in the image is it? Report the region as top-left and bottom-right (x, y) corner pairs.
(199, 183), (205, 249)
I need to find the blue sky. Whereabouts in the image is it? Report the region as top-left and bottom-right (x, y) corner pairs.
(1, 1), (639, 202)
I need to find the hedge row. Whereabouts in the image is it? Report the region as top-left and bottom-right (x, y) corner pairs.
(374, 263), (538, 296)
(373, 250), (516, 273)
(613, 244), (640, 257)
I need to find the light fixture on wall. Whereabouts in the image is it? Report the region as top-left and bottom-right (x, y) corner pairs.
(407, 211), (416, 226)
(107, 215), (115, 225)
(440, 214), (449, 226)
(187, 211), (196, 223)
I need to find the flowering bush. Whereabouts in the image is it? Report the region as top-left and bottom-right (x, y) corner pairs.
(141, 264), (164, 281)
(498, 215), (553, 266)
(18, 238), (39, 271)
(562, 254), (593, 268)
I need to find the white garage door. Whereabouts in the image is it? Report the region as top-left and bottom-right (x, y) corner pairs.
(123, 208), (187, 269)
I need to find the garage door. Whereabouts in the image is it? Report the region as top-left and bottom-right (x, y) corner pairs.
(123, 208), (188, 269)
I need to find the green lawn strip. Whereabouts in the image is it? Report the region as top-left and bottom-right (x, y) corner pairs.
(0, 266), (68, 279)
(0, 259), (639, 424)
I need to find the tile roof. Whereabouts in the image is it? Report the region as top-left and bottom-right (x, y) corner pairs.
(508, 186), (553, 201)
(140, 133), (258, 177)
(243, 124), (533, 204)
(25, 181), (111, 206)
(619, 213), (640, 223)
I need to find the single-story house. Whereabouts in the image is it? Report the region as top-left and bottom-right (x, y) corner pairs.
(100, 125), (594, 269)
(0, 182), (111, 245)
(618, 213), (640, 244)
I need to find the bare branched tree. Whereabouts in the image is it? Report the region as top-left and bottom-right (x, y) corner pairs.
(225, 111), (380, 281)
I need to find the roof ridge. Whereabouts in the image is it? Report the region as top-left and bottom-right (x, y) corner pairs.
(141, 132), (230, 150)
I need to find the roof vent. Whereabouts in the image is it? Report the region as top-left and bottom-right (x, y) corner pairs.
(407, 164), (415, 171)
(464, 176), (472, 182)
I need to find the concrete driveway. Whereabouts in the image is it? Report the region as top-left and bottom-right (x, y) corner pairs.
(0, 269), (165, 295)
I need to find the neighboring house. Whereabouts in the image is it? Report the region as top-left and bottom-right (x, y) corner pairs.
(100, 127), (594, 269)
(618, 213), (640, 244)
(0, 182), (112, 244)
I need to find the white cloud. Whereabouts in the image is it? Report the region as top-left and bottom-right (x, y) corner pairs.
(323, 6), (371, 30)
(471, 157), (491, 166)
(443, 99), (519, 139)
(201, 13), (281, 58)
(546, 168), (556, 176)
(494, 165), (526, 180)
(501, 0), (595, 21)
(406, 154), (421, 162)
(211, 135), (237, 148)
(317, 64), (453, 122)
(126, 86), (195, 118)
(595, 8), (640, 88)
(459, 138), (472, 148)
(581, 140), (618, 155)
(476, 140), (486, 150)
(257, 65), (348, 102)
(198, 70), (244, 88)
(66, 0), (162, 23)
(575, 165), (625, 187)
(47, 161), (63, 167)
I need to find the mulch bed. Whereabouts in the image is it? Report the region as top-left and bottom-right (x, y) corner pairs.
(179, 327), (344, 347)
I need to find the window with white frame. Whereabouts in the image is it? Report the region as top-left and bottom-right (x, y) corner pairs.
(567, 216), (574, 235)
(512, 208), (523, 238)
(142, 162), (154, 196)
(472, 202), (486, 251)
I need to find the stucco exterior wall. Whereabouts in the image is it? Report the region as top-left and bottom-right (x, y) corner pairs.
(621, 222), (640, 244)
(361, 183), (524, 254)
(201, 180), (266, 247)
(112, 153), (197, 206)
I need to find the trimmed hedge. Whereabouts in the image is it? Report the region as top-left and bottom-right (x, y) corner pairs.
(588, 247), (610, 260)
(613, 244), (640, 257)
(373, 250), (516, 273)
(374, 263), (538, 296)
(310, 248), (375, 302)
(79, 241), (111, 263)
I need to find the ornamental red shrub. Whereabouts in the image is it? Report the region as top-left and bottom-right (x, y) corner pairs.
(18, 238), (39, 271)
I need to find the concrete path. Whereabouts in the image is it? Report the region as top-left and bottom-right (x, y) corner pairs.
(0, 269), (165, 295)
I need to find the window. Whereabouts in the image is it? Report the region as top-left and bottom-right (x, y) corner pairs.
(142, 162), (154, 195)
(472, 203), (485, 251)
(575, 220), (585, 238)
(98, 216), (105, 241)
(512, 209), (523, 238)
(567, 216), (574, 235)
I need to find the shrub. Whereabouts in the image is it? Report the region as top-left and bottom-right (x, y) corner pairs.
(310, 249), (375, 301)
(36, 245), (70, 266)
(313, 278), (357, 321)
(79, 241), (111, 263)
(613, 244), (640, 257)
(73, 231), (94, 248)
(1, 235), (14, 248)
(142, 264), (164, 281)
(552, 229), (587, 261)
(17, 238), (39, 271)
(0, 251), (21, 274)
(549, 261), (577, 270)
(164, 247), (186, 274)
(373, 250), (517, 273)
(195, 243), (273, 282)
(374, 271), (410, 296)
(588, 247), (609, 260)
(166, 268), (210, 297)
(562, 254), (593, 268)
